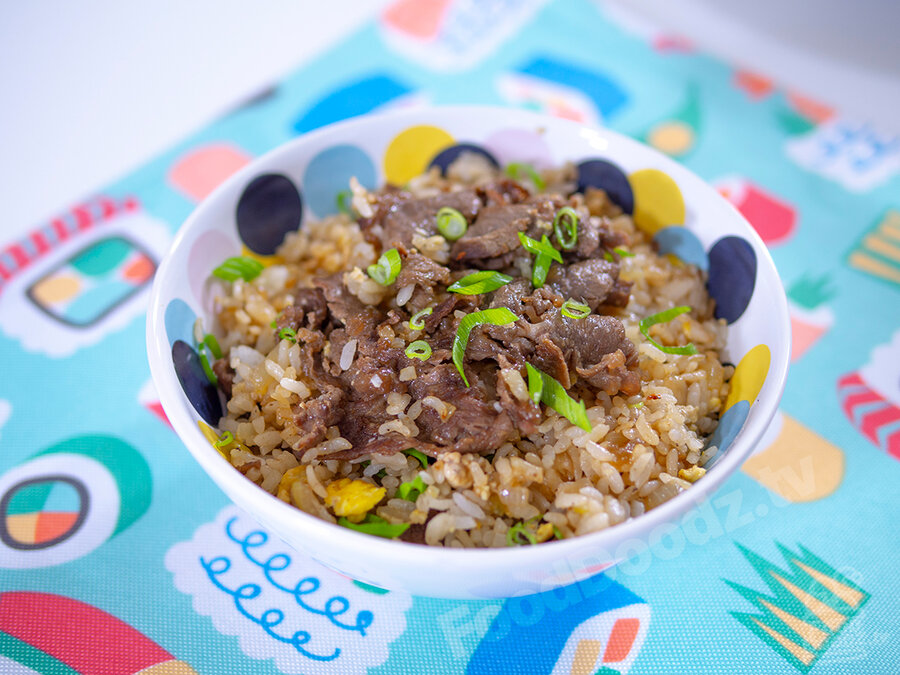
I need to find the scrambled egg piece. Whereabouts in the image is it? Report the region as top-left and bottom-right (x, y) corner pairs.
(326, 478), (386, 522)
(277, 466), (306, 502)
(535, 522), (556, 543)
(679, 466), (706, 483)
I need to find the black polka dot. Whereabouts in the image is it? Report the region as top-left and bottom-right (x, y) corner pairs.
(707, 236), (757, 324)
(172, 340), (222, 425)
(236, 174), (303, 255)
(576, 159), (634, 213)
(429, 144), (499, 175)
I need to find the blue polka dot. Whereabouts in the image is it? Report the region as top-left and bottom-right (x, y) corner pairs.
(236, 174), (303, 255)
(172, 340), (222, 425)
(702, 400), (749, 468)
(303, 145), (377, 219)
(429, 144), (499, 175)
(654, 226), (709, 271)
(707, 236), (757, 323)
(576, 159), (634, 213)
(165, 298), (197, 347)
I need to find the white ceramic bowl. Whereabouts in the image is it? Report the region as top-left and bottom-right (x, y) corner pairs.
(147, 105), (789, 599)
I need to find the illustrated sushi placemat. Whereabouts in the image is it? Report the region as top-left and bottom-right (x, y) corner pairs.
(1, 1), (898, 672)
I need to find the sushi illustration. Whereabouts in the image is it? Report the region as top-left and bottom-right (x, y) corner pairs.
(0, 591), (196, 674)
(837, 329), (900, 460)
(785, 274), (835, 361)
(379, 0), (547, 71)
(0, 435), (151, 569)
(713, 175), (797, 247)
(0, 197), (170, 357)
(466, 575), (648, 674)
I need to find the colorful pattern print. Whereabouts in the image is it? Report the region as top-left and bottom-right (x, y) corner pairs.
(726, 543), (870, 673)
(0, 592), (197, 673)
(1, 0), (899, 672)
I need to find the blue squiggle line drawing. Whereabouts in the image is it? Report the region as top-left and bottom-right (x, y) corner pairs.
(224, 517), (374, 635)
(200, 555), (341, 662)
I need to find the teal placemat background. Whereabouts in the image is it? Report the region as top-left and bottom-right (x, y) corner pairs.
(1, 1), (898, 673)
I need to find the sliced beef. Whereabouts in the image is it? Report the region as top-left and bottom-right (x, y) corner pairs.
(407, 364), (515, 455)
(546, 258), (630, 310)
(451, 204), (532, 263)
(212, 358), (235, 397)
(292, 385), (345, 455)
(477, 179), (530, 206)
(396, 250), (451, 312)
(368, 190), (481, 250)
(280, 287), (328, 331)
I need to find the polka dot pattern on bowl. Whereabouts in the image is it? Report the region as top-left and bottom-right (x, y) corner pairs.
(166, 121), (769, 470)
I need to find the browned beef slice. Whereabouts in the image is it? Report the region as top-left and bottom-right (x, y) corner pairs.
(212, 358), (235, 397)
(451, 204), (533, 262)
(496, 363), (542, 435)
(377, 190), (481, 250)
(396, 250), (451, 312)
(280, 287), (329, 330)
(292, 385), (345, 456)
(406, 364), (514, 454)
(477, 179), (530, 206)
(314, 274), (384, 331)
(546, 258), (630, 310)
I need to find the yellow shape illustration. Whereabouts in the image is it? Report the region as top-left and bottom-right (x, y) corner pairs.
(742, 413), (844, 502)
(724, 344), (770, 412)
(629, 168), (685, 235)
(384, 125), (455, 185)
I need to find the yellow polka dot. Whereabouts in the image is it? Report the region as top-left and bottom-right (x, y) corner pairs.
(629, 168), (685, 235)
(725, 344), (770, 412)
(241, 245), (281, 267)
(31, 274), (81, 305)
(648, 121), (694, 156)
(198, 420), (230, 460)
(383, 125), (454, 185)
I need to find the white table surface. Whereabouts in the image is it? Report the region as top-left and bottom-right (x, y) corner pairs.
(2, 0), (897, 244)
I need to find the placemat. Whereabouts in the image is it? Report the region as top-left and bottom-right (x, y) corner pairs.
(2, 1), (898, 673)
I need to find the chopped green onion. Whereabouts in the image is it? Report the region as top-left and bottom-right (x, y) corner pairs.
(614, 246), (635, 257)
(214, 431), (234, 450)
(630, 401), (645, 409)
(447, 270), (513, 295)
(525, 363), (592, 431)
(403, 448), (429, 468)
(409, 307), (433, 331)
(338, 514), (410, 539)
(518, 232), (563, 263)
(505, 162), (546, 191)
(269, 318), (278, 329)
(532, 252), (553, 288)
(199, 349), (218, 386)
(526, 362), (543, 405)
(212, 256), (264, 282)
(336, 189), (353, 215)
(552, 525), (564, 540)
(452, 308), (518, 387)
(202, 333), (223, 359)
(560, 299), (591, 319)
(367, 248), (402, 286)
(436, 207), (468, 241)
(278, 326), (297, 343)
(405, 340), (432, 361)
(603, 251), (614, 262)
(507, 521), (538, 546)
(518, 232), (560, 288)
(553, 207), (579, 250)
(639, 306), (698, 355)
(396, 475), (426, 502)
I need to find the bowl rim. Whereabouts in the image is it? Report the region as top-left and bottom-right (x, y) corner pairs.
(147, 103), (790, 567)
